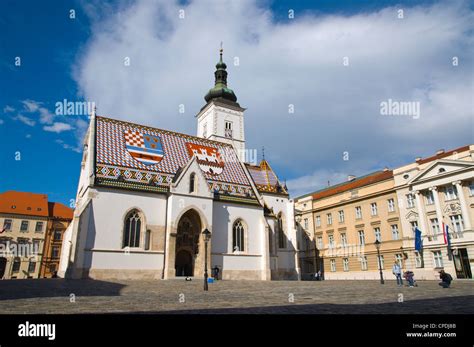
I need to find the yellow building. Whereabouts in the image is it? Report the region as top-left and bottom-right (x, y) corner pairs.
(295, 170), (405, 280)
(0, 191), (72, 279)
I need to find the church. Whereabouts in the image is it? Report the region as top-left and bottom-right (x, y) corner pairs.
(58, 49), (300, 281)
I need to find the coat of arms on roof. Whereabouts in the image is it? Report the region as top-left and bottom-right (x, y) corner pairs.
(124, 130), (164, 165)
(186, 142), (224, 175)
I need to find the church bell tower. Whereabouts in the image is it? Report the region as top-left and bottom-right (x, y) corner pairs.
(196, 46), (246, 161)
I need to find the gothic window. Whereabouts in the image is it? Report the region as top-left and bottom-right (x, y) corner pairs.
(278, 215), (286, 249)
(123, 211), (142, 248)
(233, 220), (245, 252)
(189, 173), (196, 193)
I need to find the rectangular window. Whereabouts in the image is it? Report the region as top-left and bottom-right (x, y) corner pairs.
(430, 218), (440, 235)
(374, 227), (382, 242)
(445, 186), (458, 200)
(53, 230), (62, 241)
(327, 213), (333, 225)
(35, 222), (44, 232)
(317, 236), (323, 249)
(343, 258), (349, 272)
(355, 206), (362, 219)
(315, 215), (321, 227)
(144, 230), (151, 250)
(370, 203), (378, 216)
(32, 240), (41, 254)
(395, 253), (403, 267)
(387, 199), (395, 212)
(469, 181), (474, 196)
(224, 121), (233, 138)
(450, 215), (464, 233)
(415, 251), (424, 268)
(330, 259), (336, 272)
(338, 210), (344, 223)
(52, 246), (60, 259)
(340, 233), (347, 247)
(12, 258), (21, 272)
(425, 191), (434, 205)
(304, 218), (308, 230)
(377, 255), (385, 270)
(328, 234), (335, 248)
(433, 251), (443, 268)
(358, 230), (365, 245)
(20, 221), (29, 232)
(410, 221), (419, 236)
(406, 194), (415, 208)
(391, 225), (400, 240)
(28, 261), (36, 273)
(360, 256), (368, 271)
(3, 219), (12, 231)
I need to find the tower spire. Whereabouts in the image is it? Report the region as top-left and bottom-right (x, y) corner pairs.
(204, 44), (238, 104)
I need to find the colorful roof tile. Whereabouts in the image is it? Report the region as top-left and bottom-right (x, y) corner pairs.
(95, 116), (258, 202)
(246, 160), (288, 195)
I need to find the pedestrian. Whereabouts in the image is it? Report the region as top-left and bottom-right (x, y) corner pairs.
(213, 266), (220, 280)
(403, 270), (416, 287)
(438, 270), (453, 288)
(392, 261), (403, 286)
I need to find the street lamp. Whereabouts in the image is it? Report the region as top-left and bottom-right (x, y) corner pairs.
(202, 228), (211, 291)
(374, 239), (384, 284)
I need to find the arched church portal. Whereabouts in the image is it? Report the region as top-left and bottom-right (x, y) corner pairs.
(175, 209), (202, 277)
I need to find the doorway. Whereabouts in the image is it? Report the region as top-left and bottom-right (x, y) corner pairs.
(453, 248), (472, 279)
(174, 209), (202, 277)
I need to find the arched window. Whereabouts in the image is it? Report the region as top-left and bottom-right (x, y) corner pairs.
(233, 220), (245, 252)
(278, 214), (286, 249)
(123, 211), (142, 248)
(189, 173), (196, 193)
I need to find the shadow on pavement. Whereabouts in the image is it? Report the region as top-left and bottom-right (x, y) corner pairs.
(0, 279), (126, 300)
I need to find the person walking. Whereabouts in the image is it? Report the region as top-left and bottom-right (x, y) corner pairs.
(438, 270), (453, 288)
(392, 261), (403, 286)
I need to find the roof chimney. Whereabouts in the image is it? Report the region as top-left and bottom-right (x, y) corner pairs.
(347, 175), (356, 181)
(436, 149), (445, 155)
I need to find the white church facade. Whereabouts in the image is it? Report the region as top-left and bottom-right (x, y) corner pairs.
(59, 50), (299, 281)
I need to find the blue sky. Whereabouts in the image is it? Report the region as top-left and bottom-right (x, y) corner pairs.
(0, 0), (472, 204)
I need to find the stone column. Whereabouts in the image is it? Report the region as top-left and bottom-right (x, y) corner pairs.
(414, 190), (428, 236)
(430, 186), (444, 238)
(454, 181), (472, 231)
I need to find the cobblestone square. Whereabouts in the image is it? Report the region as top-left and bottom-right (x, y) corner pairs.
(0, 279), (473, 314)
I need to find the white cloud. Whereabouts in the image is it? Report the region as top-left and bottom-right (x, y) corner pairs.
(75, 0), (473, 197)
(14, 115), (36, 127)
(21, 99), (55, 124)
(0, 119), (4, 125)
(43, 122), (73, 133)
(25, 134), (31, 138)
(3, 105), (14, 113)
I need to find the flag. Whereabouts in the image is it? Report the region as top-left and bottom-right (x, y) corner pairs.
(414, 227), (423, 251)
(442, 222), (452, 260)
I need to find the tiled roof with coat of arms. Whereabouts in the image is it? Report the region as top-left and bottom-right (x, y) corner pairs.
(95, 116), (258, 203)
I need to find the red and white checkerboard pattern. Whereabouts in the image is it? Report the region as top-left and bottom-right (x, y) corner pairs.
(124, 130), (145, 148)
(95, 117), (255, 196)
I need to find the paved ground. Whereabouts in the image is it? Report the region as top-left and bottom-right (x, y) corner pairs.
(0, 279), (472, 314)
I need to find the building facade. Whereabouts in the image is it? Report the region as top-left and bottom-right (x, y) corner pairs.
(59, 50), (299, 281)
(394, 145), (474, 280)
(0, 191), (72, 279)
(296, 170), (404, 280)
(295, 145), (474, 281)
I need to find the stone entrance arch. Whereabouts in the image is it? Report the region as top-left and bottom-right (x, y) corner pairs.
(169, 209), (207, 278)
